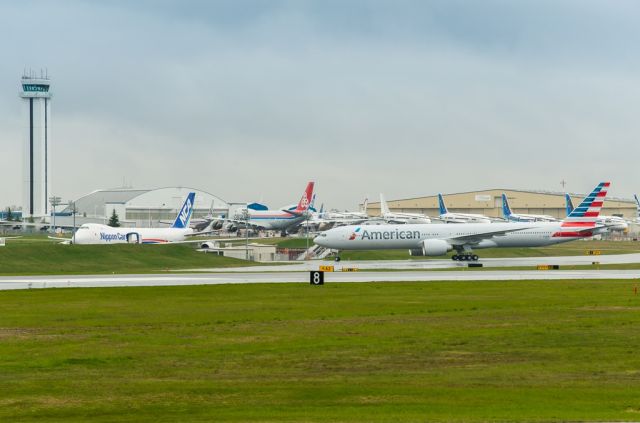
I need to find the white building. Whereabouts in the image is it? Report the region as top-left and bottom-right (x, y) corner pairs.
(19, 71), (51, 219)
(56, 187), (229, 228)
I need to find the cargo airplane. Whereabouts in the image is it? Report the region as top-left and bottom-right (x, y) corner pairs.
(315, 182), (610, 261)
(71, 192), (203, 244)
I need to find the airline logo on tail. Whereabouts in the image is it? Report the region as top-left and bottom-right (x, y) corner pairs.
(172, 192), (196, 229)
(295, 182), (315, 212)
(501, 194), (512, 218)
(438, 194), (448, 215)
(555, 182), (609, 237)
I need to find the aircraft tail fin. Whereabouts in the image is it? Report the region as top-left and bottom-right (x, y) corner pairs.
(501, 194), (512, 219)
(560, 182), (609, 229)
(172, 192), (196, 229)
(564, 193), (574, 217)
(362, 197), (368, 214)
(294, 182), (315, 212)
(438, 194), (448, 215)
(635, 194), (640, 219)
(379, 194), (390, 215)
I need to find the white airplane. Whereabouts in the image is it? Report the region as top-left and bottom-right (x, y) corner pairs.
(437, 193), (491, 223)
(635, 194), (640, 223)
(71, 192), (205, 244)
(224, 182), (315, 235)
(565, 193), (627, 232)
(501, 193), (558, 222)
(315, 182), (610, 262)
(379, 194), (431, 224)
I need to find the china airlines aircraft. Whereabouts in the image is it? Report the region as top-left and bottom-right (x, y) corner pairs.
(315, 182), (610, 261)
(72, 192), (201, 244)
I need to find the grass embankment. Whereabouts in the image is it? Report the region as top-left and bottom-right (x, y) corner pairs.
(0, 242), (255, 275)
(2, 280), (640, 421)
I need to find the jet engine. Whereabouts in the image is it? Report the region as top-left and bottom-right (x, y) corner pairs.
(410, 239), (452, 256)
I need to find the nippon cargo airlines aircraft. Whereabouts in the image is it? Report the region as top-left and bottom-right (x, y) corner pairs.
(72, 192), (201, 244)
(565, 193), (627, 232)
(437, 193), (491, 223)
(501, 193), (557, 222)
(227, 182), (315, 234)
(315, 182), (610, 261)
(379, 194), (431, 224)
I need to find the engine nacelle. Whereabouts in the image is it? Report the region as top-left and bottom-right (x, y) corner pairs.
(420, 239), (452, 256)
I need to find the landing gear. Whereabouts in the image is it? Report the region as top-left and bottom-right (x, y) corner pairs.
(334, 255), (341, 262)
(452, 253), (479, 261)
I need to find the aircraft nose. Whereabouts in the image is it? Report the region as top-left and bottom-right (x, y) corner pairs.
(313, 235), (325, 246)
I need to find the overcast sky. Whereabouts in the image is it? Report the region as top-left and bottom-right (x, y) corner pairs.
(1, 0), (639, 210)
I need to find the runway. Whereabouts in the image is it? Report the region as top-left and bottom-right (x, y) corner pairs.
(0, 268), (639, 291)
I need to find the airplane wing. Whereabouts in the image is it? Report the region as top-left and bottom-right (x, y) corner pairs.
(445, 226), (531, 246)
(282, 209), (303, 217)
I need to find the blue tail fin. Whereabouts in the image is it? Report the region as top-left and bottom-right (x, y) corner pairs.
(437, 194), (448, 215)
(501, 194), (512, 219)
(564, 193), (574, 217)
(172, 192), (196, 229)
(635, 194), (640, 218)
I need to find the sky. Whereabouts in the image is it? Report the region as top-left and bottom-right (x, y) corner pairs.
(1, 0), (639, 210)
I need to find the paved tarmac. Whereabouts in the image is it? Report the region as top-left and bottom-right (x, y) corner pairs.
(1, 267), (639, 291)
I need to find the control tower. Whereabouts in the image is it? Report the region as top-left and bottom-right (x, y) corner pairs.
(19, 70), (51, 219)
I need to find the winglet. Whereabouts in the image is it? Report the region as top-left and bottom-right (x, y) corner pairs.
(172, 192), (196, 229)
(501, 193), (512, 219)
(438, 194), (448, 215)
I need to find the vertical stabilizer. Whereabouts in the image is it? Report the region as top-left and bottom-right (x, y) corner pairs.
(172, 192), (196, 229)
(379, 194), (390, 216)
(295, 182), (315, 212)
(561, 182), (609, 229)
(564, 193), (574, 217)
(501, 194), (512, 219)
(438, 194), (448, 215)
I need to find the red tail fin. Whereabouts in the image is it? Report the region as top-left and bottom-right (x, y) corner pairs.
(296, 182), (315, 211)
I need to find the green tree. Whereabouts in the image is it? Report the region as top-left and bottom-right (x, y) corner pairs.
(5, 208), (13, 221)
(108, 209), (120, 227)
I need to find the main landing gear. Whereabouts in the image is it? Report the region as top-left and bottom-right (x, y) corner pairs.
(452, 254), (479, 261)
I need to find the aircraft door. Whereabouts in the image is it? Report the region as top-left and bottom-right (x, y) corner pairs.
(126, 232), (141, 244)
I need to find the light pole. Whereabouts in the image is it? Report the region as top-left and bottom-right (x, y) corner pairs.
(49, 196), (61, 234)
(243, 208), (250, 261)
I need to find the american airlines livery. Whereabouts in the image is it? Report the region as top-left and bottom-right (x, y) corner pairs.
(437, 193), (491, 223)
(565, 193), (627, 232)
(315, 182), (610, 261)
(501, 193), (557, 222)
(72, 192), (200, 244)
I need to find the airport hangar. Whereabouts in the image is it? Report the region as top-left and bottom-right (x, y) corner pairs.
(367, 189), (637, 220)
(54, 187), (229, 228)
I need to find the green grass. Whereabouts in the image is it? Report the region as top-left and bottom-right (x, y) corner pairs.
(1, 280), (640, 421)
(0, 242), (256, 275)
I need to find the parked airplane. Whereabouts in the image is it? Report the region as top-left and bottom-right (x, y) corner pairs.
(379, 194), (431, 224)
(501, 193), (557, 222)
(225, 182), (315, 235)
(437, 193), (491, 223)
(565, 193), (627, 232)
(71, 192), (204, 244)
(635, 194), (640, 223)
(315, 182), (610, 261)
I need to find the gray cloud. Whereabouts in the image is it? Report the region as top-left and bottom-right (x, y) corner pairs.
(1, 0), (639, 210)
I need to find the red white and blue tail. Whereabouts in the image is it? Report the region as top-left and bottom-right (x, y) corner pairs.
(554, 182), (609, 237)
(295, 182), (315, 212)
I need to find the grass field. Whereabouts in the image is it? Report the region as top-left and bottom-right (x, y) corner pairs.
(0, 242), (256, 275)
(2, 280), (640, 422)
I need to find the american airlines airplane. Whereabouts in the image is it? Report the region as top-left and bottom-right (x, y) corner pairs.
(379, 194), (431, 224)
(72, 192), (202, 244)
(501, 193), (557, 222)
(437, 193), (491, 223)
(565, 193), (627, 232)
(226, 182), (315, 235)
(315, 182), (610, 261)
